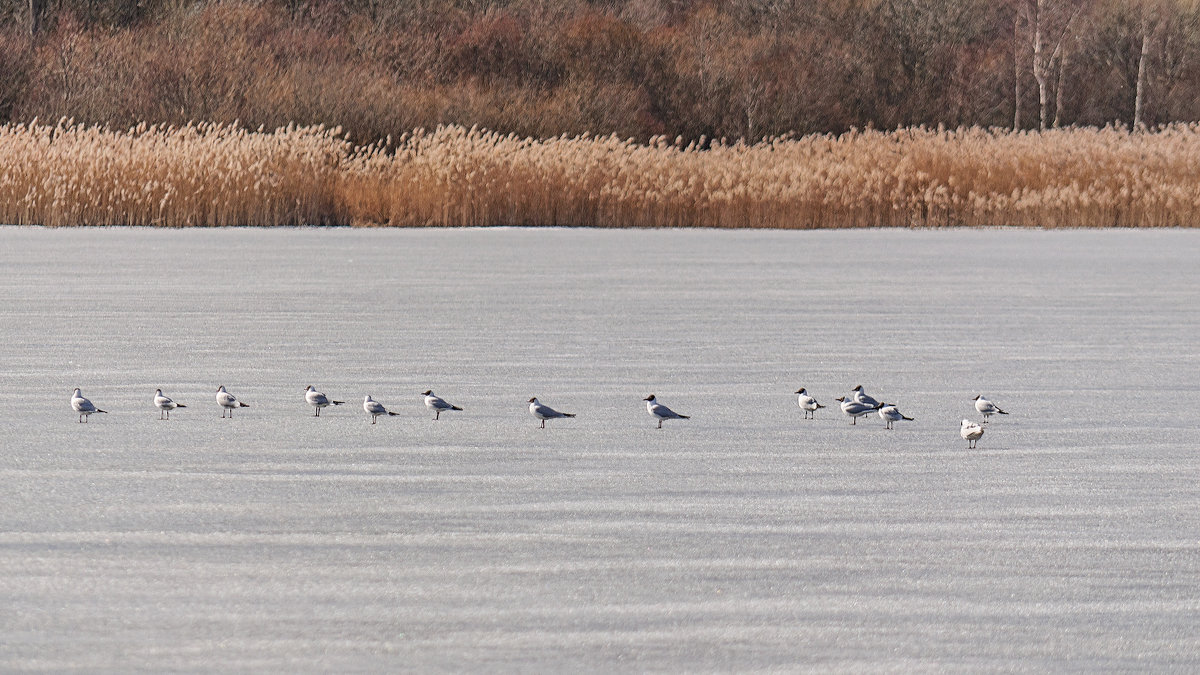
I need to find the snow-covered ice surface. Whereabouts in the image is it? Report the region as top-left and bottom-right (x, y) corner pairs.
(1, 226), (1198, 670)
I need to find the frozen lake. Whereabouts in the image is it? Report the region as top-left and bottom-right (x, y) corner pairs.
(1, 227), (1198, 670)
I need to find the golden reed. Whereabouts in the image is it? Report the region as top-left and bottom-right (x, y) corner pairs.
(2, 120), (1197, 228)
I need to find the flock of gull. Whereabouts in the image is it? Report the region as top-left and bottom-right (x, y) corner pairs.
(796, 386), (1005, 447)
(70, 385), (1008, 446)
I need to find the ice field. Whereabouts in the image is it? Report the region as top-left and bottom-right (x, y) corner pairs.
(1, 226), (1198, 670)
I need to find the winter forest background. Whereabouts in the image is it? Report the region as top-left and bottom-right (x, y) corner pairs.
(1, 0), (1196, 145)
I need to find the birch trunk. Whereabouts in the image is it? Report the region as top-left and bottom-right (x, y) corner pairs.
(1014, 7), (1024, 129)
(1031, 0), (1050, 131)
(1134, 13), (1151, 128)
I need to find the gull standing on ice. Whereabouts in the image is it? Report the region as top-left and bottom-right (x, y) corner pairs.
(363, 395), (400, 424)
(71, 388), (107, 423)
(305, 385), (344, 417)
(961, 419), (985, 448)
(836, 396), (879, 425)
(154, 388), (186, 420)
(795, 388), (825, 419)
(423, 390), (462, 420)
(877, 402), (914, 429)
(528, 397), (575, 428)
(974, 395), (1008, 423)
(216, 385), (249, 418)
(851, 385), (881, 408)
(644, 394), (690, 429)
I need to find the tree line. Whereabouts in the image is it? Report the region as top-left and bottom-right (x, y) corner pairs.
(0, 0), (1198, 144)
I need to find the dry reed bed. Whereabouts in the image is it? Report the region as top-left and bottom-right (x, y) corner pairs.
(2, 121), (1198, 228)
(0, 121), (349, 227)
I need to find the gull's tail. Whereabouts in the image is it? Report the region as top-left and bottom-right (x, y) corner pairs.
(96, 409), (108, 414)
(902, 414), (914, 421)
(452, 405), (463, 411)
(387, 411), (400, 416)
(176, 403), (187, 408)
(997, 408), (1009, 415)
(562, 413), (576, 418)
(815, 403), (826, 409)
(679, 414), (691, 419)
(331, 400), (345, 405)
(239, 402), (250, 408)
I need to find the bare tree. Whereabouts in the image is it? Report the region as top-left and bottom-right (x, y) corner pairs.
(1131, 0), (1191, 128)
(1031, 0), (1047, 128)
(1053, 34), (1070, 126)
(1014, 4), (1024, 129)
(1153, 0), (1200, 122)
(1135, 6), (1151, 127)
(1021, 0), (1083, 131)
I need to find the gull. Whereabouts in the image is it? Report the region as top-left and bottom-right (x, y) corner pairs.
(216, 385), (249, 418)
(877, 403), (914, 429)
(423, 390), (462, 420)
(305, 385), (344, 417)
(974, 395), (1008, 423)
(644, 394), (690, 429)
(836, 396), (879, 425)
(363, 395), (400, 424)
(795, 388), (825, 419)
(71, 388), (107, 423)
(961, 419), (984, 448)
(528, 397), (575, 428)
(154, 388), (186, 420)
(851, 385), (881, 408)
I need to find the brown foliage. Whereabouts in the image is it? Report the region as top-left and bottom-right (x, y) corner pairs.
(2, 0), (1197, 142)
(0, 31), (32, 121)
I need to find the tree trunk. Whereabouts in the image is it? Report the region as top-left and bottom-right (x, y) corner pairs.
(1134, 13), (1151, 129)
(1053, 40), (1068, 127)
(29, 0), (46, 37)
(1031, 0), (1050, 131)
(1014, 8), (1023, 129)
